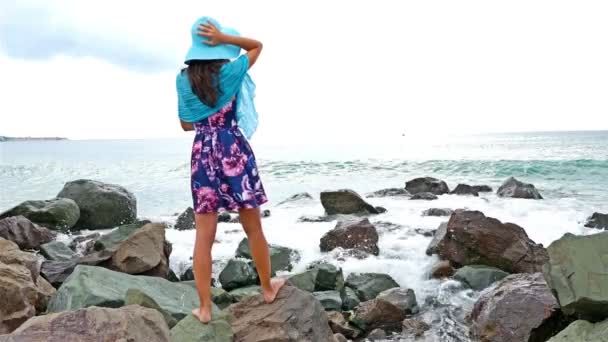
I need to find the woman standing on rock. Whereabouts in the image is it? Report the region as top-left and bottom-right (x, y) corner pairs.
(177, 16), (285, 323)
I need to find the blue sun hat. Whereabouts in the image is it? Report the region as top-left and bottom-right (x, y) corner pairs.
(185, 16), (241, 64)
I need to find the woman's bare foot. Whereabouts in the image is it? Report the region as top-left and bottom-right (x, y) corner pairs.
(192, 307), (212, 323)
(263, 278), (287, 304)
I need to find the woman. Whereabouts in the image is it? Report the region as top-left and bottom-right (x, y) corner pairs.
(176, 17), (285, 323)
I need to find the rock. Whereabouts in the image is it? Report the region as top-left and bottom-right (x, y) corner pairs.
(334, 333), (349, 342)
(351, 299), (406, 333)
(345, 273), (400, 302)
(422, 208), (453, 217)
(402, 318), (431, 337)
(0, 238), (40, 282)
(227, 286), (334, 342)
(405, 177), (450, 195)
(342, 286), (361, 311)
(297, 215), (334, 223)
(320, 189), (381, 215)
(410, 192), (438, 200)
(0, 216), (56, 250)
(277, 192), (313, 205)
(0, 262), (37, 334)
(453, 265), (510, 291)
(450, 184), (479, 196)
(425, 222), (448, 256)
(366, 188), (410, 198)
(584, 212), (608, 229)
(429, 210), (548, 273)
(0, 198), (80, 231)
(327, 311), (362, 339)
(57, 179), (137, 229)
(174, 207), (195, 230)
(367, 328), (387, 340)
(235, 238), (299, 273)
(68, 232), (100, 251)
(496, 177), (543, 199)
(110, 223), (166, 274)
(472, 185), (493, 193)
(287, 269), (318, 292)
(376, 288), (419, 315)
(34, 277), (55, 313)
(314, 263), (345, 292)
(218, 212), (231, 223)
(181, 282), (235, 308)
(39, 241), (77, 262)
(170, 314), (233, 342)
(39, 248), (114, 287)
(46, 265), (202, 321)
(313, 291), (343, 311)
(543, 232), (608, 321)
(218, 259), (258, 291)
(180, 266), (195, 281)
(547, 319), (608, 342)
(430, 260), (455, 278)
(3, 305), (170, 342)
(470, 273), (564, 342)
(320, 218), (379, 256)
(229, 285), (261, 302)
(125, 288), (178, 328)
(92, 220), (150, 252)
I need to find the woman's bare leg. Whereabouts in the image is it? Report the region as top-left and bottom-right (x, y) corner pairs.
(191, 212), (218, 323)
(239, 207), (286, 303)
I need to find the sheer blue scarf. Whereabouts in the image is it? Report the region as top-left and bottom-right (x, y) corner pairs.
(176, 55), (258, 139)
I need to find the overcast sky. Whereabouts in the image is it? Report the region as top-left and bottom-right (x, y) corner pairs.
(1, 0), (607, 143)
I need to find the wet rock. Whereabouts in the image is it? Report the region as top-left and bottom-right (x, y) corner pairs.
(327, 311), (362, 339)
(543, 231), (608, 321)
(547, 319), (608, 342)
(320, 189), (381, 215)
(405, 177), (450, 195)
(229, 285), (261, 302)
(472, 185), (493, 193)
(584, 212), (608, 230)
(174, 207), (195, 230)
(320, 218), (379, 256)
(227, 286), (334, 341)
(450, 184), (479, 196)
(298, 215), (334, 223)
(180, 266), (194, 281)
(57, 179), (137, 229)
(313, 263), (345, 292)
(429, 210), (548, 273)
(218, 259), (258, 291)
(110, 223), (166, 274)
(287, 269), (317, 292)
(235, 237), (299, 273)
(453, 265), (509, 291)
(342, 287), (361, 311)
(278, 192), (313, 205)
(68, 232), (100, 251)
(425, 222), (448, 256)
(3, 305), (170, 342)
(367, 328), (387, 340)
(496, 177), (543, 199)
(125, 288), (178, 328)
(313, 290), (342, 311)
(0, 216), (55, 250)
(410, 192), (438, 200)
(39, 247), (113, 287)
(0, 198), (80, 231)
(376, 287), (419, 315)
(366, 188), (410, 198)
(422, 208), (453, 217)
(92, 220), (151, 252)
(402, 318), (431, 337)
(40, 241), (77, 261)
(345, 273), (400, 302)
(470, 273), (564, 342)
(170, 313), (232, 342)
(351, 299), (406, 333)
(430, 260), (455, 279)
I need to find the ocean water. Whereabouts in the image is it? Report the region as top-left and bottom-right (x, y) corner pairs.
(1, 131), (608, 341)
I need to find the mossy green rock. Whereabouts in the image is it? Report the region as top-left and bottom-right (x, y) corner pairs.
(342, 287), (360, 311)
(125, 288), (178, 328)
(235, 238), (299, 273)
(287, 269), (318, 292)
(547, 319), (608, 342)
(453, 265), (510, 291)
(314, 263), (345, 292)
(0, 198), (80, 231)
(170, 314), (233, 342)
(40, 241), (78, 261)
(229, 285), (262, 302)
(47, 265), (200, 321)
(345, 273), (400, 301)
(542, 232), (608, 321)
(218, 259), (259, 291)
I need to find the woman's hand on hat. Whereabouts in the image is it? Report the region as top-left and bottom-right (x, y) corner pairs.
(197, 21), (226, 46)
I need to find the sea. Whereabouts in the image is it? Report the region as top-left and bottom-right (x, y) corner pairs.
(1, 130), (607, 341)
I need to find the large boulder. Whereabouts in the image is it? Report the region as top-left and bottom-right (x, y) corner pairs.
(453, 265), (510, 291)
(547, 319), (608, 342)
(170, 314), (233, 342)
(313, 263), (345, 292)
(0, 198), (80, 231)
(174, 207), (195, 230)
(470, 273), (564, 342)
(320, 218), (379, 256)
(39, 241), (77, 262)
(376, 288), (419, 315)
(0, 216), (55, 250)
(351, 299), (406, 333)
(405, 177), (450, 195)
(235, 238), (299, 273)
(584, 212), (608, 230)
(1, 305), (170, 342)
(543, 232), (608, 321)
(429, 211), (548, 273)
(46, 265), (202, 321)
(226, 286), (334, 341)
(39, 249), (113, 287)
(0, 238), (39, 282)
(450, 184), (479, 196)
(345, 273), (399, 302)
(496, 177), (543, 199)
(56, 179), (137, 229)
(425, 222), (448, 256)
(320, 189), (382, 215)
(92, 220), (151, 252)
(0, 262), (38, 334)
(110, 223), (166, 274)
(218, 259), (258, 291)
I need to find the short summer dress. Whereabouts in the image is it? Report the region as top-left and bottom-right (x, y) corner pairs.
(190, 97), (268, 214)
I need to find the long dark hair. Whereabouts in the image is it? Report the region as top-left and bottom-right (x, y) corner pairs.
(186, 59), (228, 107)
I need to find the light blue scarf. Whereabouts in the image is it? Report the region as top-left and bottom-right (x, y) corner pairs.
(176, 55), (258, 139)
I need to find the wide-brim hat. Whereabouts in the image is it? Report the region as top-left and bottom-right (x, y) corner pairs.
(184, 16), (241, 64)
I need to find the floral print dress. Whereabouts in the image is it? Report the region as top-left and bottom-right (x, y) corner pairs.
(190, 98), (268, 214)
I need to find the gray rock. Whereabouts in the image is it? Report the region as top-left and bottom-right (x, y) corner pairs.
(345, 273), (400, 302)
(125, 288), (178, 328)
(472, 185), (493, 193)
(314, 263), (345, 292)
(584, 212), (608, 229)
(39, 250), (116, 288)
(180, 266), (194, 281)
(402, 318), (431, 337)
(218, 212), (231, 223)
(342, 287), (361, 311)
(351, 299), (406, 333)
(543, 231), (608, 321)
(174, 207), (195, 230)
(327, 311), (363, 339)
(425, 222), (448, 256)
(405, 177), (450, 195)
(218, 259), (258, 291)
(496, 177), (543, 199)
(410, 192), (438, 200)
(320, 218), (379, 256)
(430, 260), (454, 279)
(367, 328), (387, 340)
(313, 291), (343, 311)
(366, 188), (410, 198)
(92, 220), (150, 252)
(229, 285), (261, 302)
(277, 192), (313, 205)
(0, 198), (80, 231)
(287, 269), (318, 292)
(376, 287), (419, 315)
(422, 208), (453, 217)
(547, 319), (608, 342)
(235, 237), (299, 273)
(450, 184), (479, 196)
(110, 222), (167, 275)
(320, 189), (381, 215)
(453, 265), (510, 291)
(0, 216), (55, 250)
(68, 232), (100, 251)
(180, 282), (235, 308)
(40, 241), (77, 261)
(57, 179), (137, 229)
(170, 314), (233, 342)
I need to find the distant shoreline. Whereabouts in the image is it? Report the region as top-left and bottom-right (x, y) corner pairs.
(0, 136), (68, 142)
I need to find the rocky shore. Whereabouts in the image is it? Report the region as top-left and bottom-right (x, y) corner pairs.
(0, 177), (606, 341)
